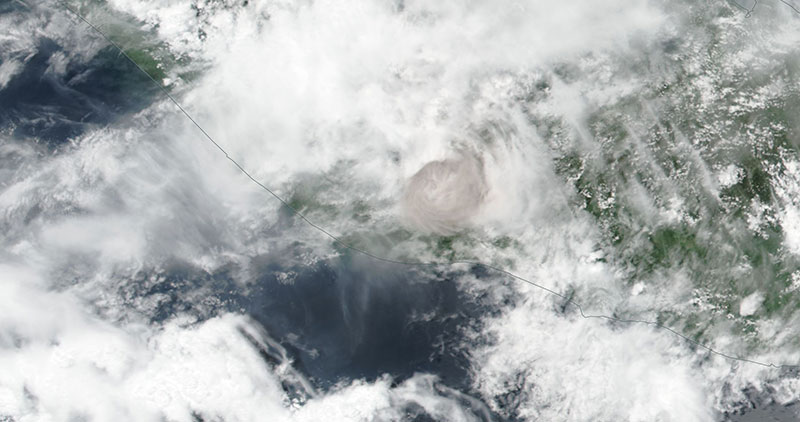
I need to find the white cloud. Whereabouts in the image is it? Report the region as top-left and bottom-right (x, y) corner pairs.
(6, 0), (800, 421)
(0, 266), (288, 421)
(739, 291), (764, 317)
(470, 301), (715, 422)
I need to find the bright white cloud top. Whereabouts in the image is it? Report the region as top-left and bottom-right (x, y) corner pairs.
(2, 0), (800, 421)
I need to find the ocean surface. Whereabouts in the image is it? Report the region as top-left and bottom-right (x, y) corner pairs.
(4, 0), (800, 420)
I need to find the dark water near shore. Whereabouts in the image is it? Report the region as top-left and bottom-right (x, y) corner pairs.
(4, 12), (800, 421)
(248, 256), (482, 390)
(133, 253), (496, 418)
(0, 38), (158, 144)
(0, 28), (497, 420)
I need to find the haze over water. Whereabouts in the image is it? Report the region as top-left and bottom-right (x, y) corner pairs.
(4, 0), (800, 420)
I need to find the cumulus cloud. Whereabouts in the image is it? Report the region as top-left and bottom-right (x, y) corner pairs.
(7, 0), (800, 421)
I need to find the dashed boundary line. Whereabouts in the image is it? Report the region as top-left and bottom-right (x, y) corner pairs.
(732, 0), (800, 16)
(57, 0), (800, 371)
